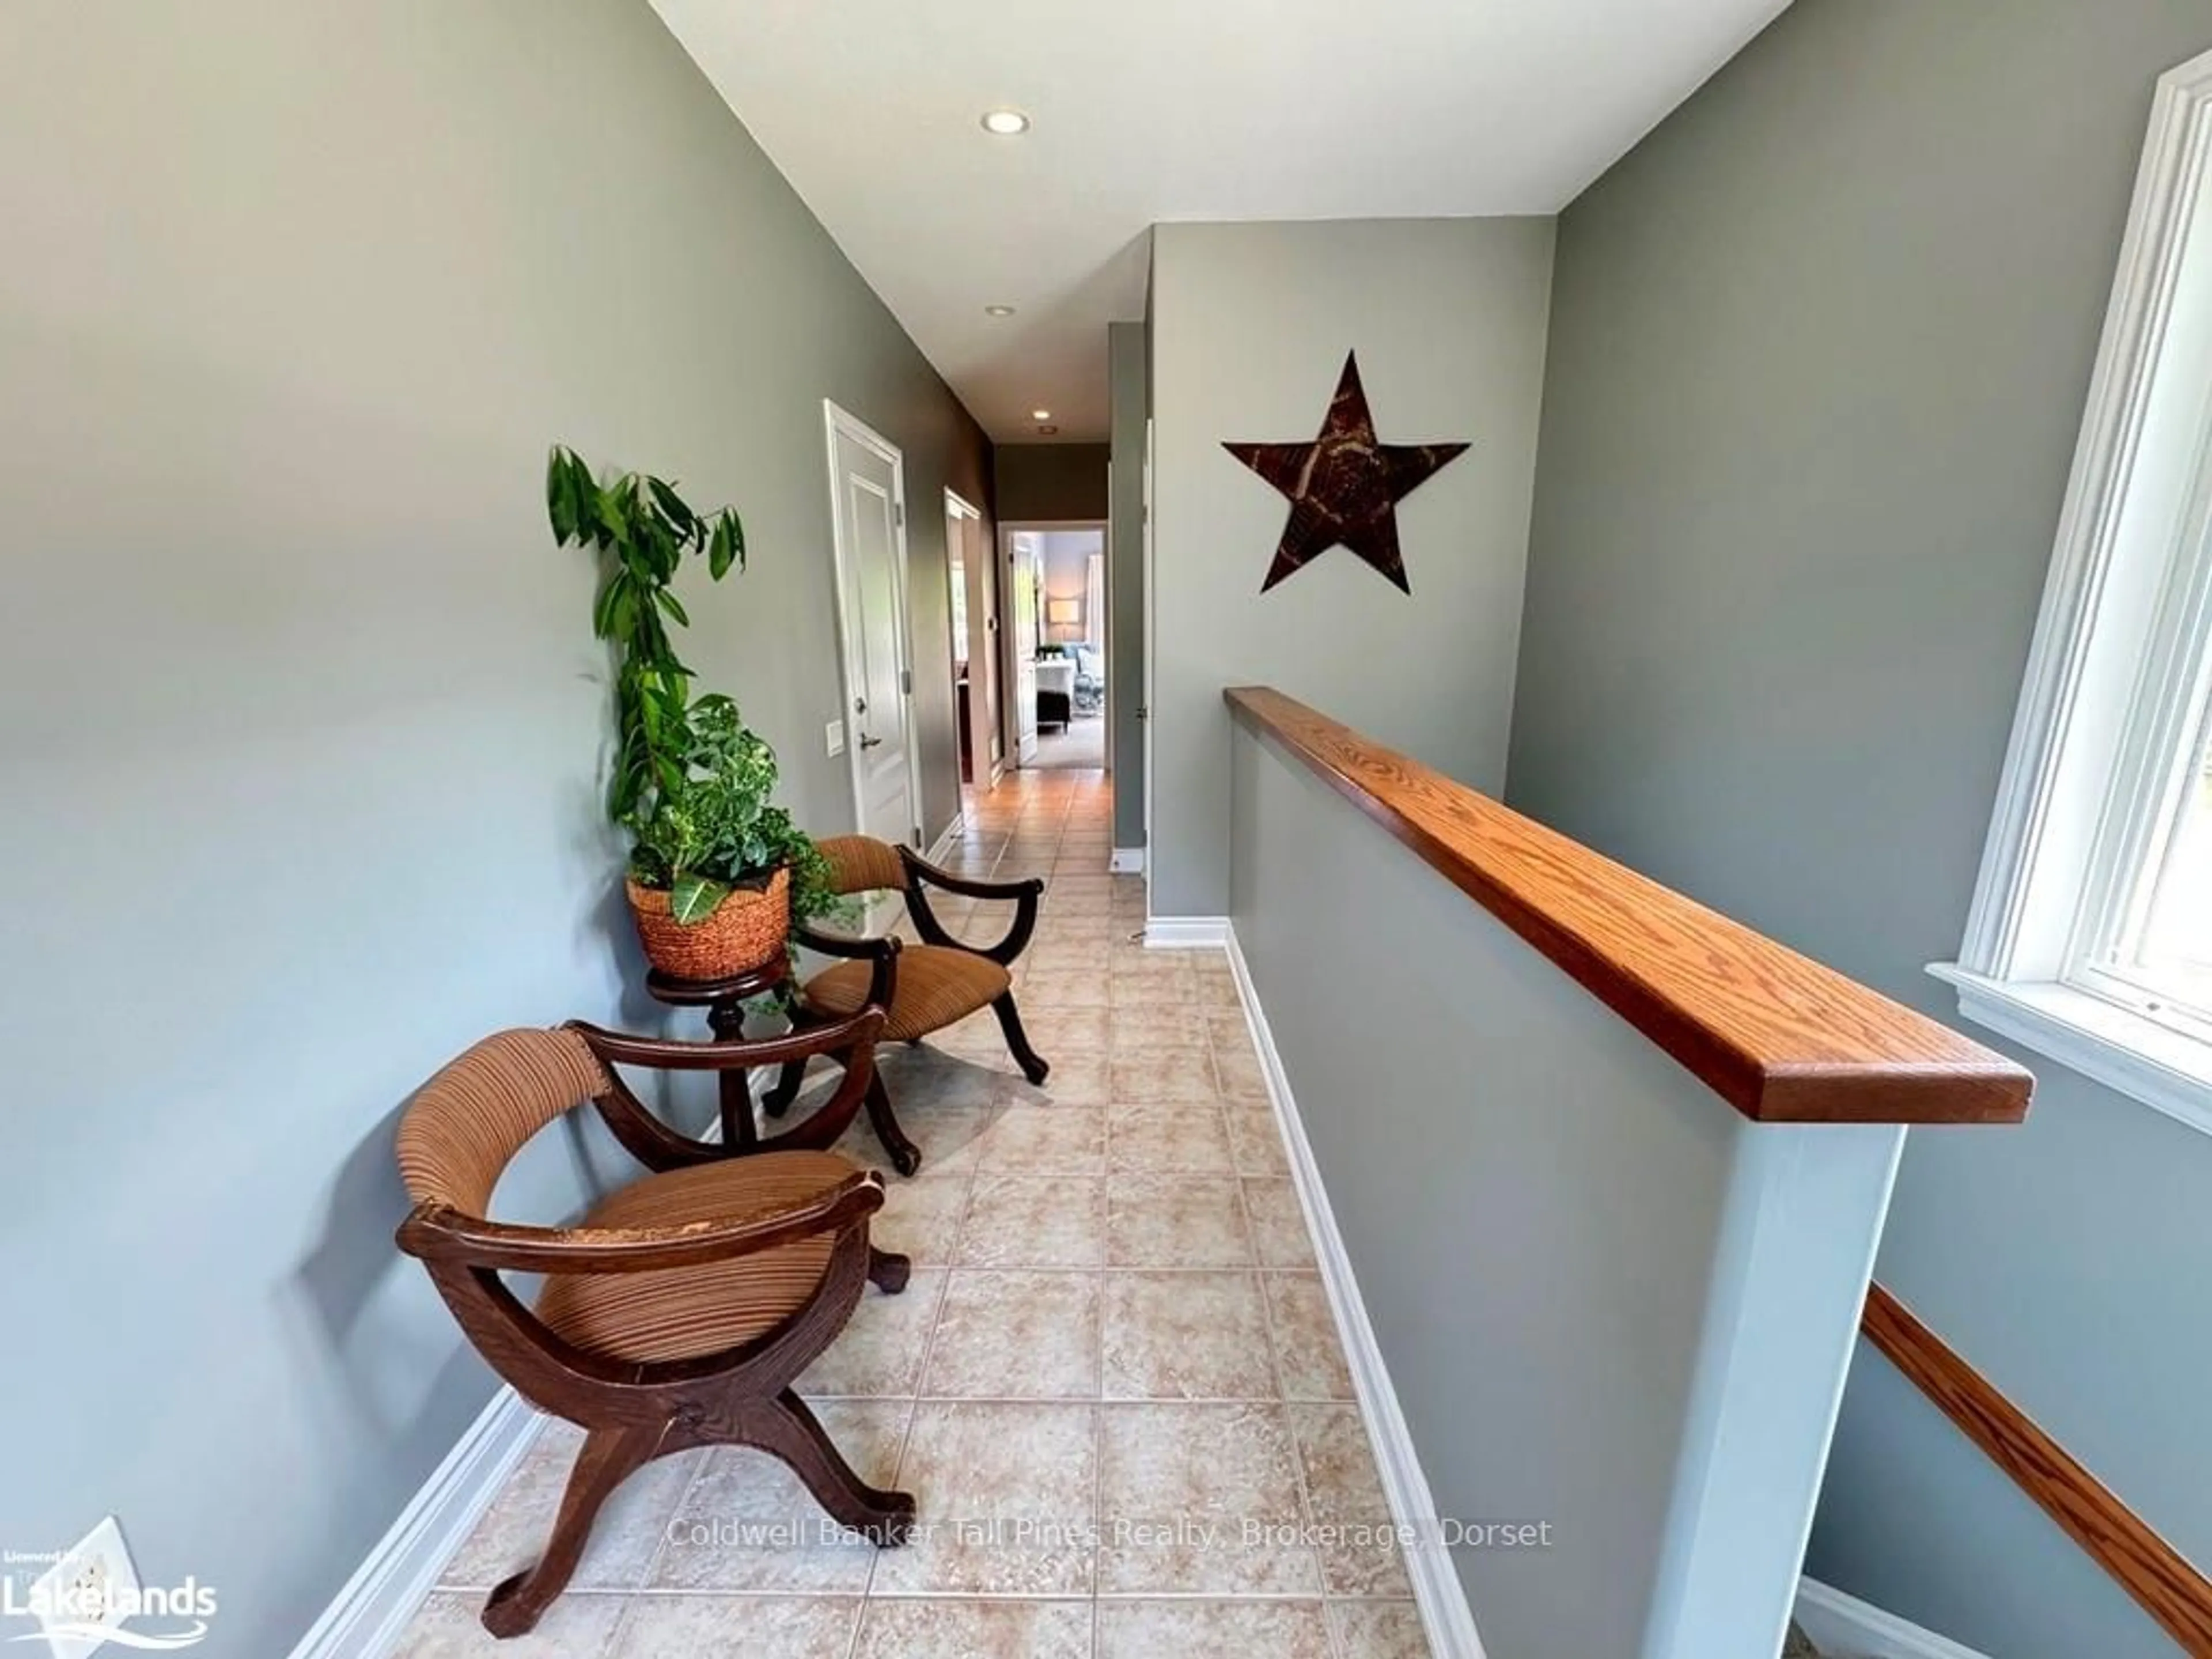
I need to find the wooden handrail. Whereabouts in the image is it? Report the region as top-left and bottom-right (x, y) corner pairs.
(1862, 1283), (2212, 1655)
(1226, 685), (2032, 1124)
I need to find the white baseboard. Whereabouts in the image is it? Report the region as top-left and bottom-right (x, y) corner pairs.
(1793, 1578), (1989, 1659)
(1224, 926), (1487, 1659)
(1143, 915), (1229, 948)
(925, 813), (963, 866)
(1109, 846), (1146, 874)
(286, 1388), (545, 1659)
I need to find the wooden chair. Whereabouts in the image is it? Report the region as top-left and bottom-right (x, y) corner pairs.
(764, 834), (1048, 1175)
(394, 1010), (914, 1638)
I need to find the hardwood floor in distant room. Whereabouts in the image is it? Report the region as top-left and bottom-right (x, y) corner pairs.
(1031, 713), (1105, 770)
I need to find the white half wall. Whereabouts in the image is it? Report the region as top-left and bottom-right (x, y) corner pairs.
(1228, 711), (1903, 1658)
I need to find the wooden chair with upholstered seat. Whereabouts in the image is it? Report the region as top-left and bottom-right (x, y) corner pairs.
(395, 1008), (914, 1638)
(763, 834), (1048, 1175)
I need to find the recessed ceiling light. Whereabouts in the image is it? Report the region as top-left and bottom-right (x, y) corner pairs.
(984, 304), (1017, 317)
(1037, 424), (1060, 435)
(980, 108), (1032, 136)
(1031, 408), (1053, 421)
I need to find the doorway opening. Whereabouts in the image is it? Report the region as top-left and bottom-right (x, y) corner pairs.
(944, 490), (1001, 794)
(1000, 520), (1108, 772)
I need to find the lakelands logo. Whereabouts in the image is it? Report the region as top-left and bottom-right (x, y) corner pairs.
(1, 1573), (218, 1651)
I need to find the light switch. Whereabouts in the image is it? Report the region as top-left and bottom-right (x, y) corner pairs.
(826, 719), (846, 757)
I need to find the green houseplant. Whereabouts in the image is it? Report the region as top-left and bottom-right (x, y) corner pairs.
(547, 445), (835, 978)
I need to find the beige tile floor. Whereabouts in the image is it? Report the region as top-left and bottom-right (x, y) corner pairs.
(400, 770), (1431, 1659)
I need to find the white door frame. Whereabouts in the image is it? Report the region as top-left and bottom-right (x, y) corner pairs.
(945, 487), (1001, 792)
(1141, 419), (1156, 905)
(822, 400), (924, 847)
(997, 517), (1109, 770)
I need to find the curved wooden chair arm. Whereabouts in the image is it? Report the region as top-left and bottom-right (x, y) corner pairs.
(396, 1168), (887, 1275)
(791, 926), (900, 1011)
(565, 1012), (885, 1172)
(565, 1006), (886, 1071)
(897, 846), (1046, 903)
(896, 850), (1043, 966)
(594, 1038), (884, 1173)
(791, 922), (897, 962)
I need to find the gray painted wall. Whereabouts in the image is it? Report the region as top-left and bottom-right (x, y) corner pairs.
(0, 3), (987, 1653)
(1230, 717), (1902, 1659)
(1506, 4), (2212, 1655)
(995, 442), (1110, 522)
(1109, 321), (1149, 849)
(1149, 218), (1554, 916)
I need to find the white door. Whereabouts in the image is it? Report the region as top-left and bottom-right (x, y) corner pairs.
(825, 404), (918, 849)
(1010, 531), (1041, 766)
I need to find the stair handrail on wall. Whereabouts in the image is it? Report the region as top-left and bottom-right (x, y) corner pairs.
(1861, 1282), (2212, 1656)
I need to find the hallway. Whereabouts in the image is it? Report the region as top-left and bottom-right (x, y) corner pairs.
(401, 770), (1431, 1659)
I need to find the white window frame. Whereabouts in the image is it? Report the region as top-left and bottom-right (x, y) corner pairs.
(1936, 45), (2212, 1139)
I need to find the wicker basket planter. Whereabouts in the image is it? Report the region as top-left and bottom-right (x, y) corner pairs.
(624, 865), (790, 980)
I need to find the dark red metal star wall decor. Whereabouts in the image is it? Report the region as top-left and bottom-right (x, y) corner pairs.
(1224, 351), (1469, 594)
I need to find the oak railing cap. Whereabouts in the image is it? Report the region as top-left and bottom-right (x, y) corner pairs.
(1226, 684), (2032, 1126)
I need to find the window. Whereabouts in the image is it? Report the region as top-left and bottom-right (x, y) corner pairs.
(1939, 46), (2212, 1137)
(2077, 707), (2212, 1037)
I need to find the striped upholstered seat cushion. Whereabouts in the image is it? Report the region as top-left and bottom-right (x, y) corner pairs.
(802, 944), (1010, 1042)
(533, 1151), (856, 1364)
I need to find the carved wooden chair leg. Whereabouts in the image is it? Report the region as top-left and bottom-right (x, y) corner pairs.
(863, 1073), (923, 1177)
(482, 1423), (661, 1637)
(762, 1056), (809, 1119)
(991, 991), (1051, 1086)
(868, 1247), (911, 1294)
(753, 1388), (916, 1544)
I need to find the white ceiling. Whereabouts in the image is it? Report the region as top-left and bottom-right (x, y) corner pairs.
(653, 0), (1788, 445)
